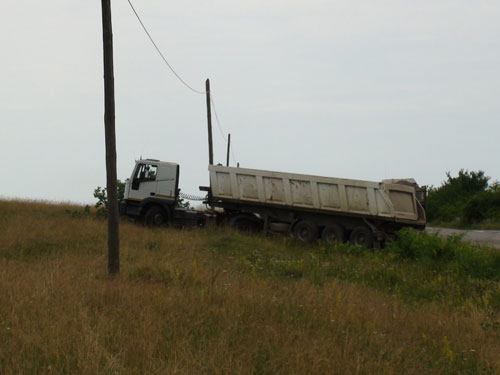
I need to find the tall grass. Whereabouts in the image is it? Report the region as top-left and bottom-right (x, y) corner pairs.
(1, 200), (499, 374)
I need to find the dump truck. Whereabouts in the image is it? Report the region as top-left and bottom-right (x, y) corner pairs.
(120, 159), (426, 247)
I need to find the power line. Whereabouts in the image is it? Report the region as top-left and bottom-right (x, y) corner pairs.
(126, 0), (205, 95)
(210, 95), (237, 164)
(126, 0), (238, 164)
(210, 95), (227, 142)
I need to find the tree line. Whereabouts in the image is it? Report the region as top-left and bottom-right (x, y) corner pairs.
(426, 170), (500, 226)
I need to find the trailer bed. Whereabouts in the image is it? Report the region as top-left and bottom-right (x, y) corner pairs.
(209, 165), (425, 226)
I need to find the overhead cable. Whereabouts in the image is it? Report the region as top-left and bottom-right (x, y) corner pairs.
(210, 95), (227, 142)
(126, 0), (238, 164)
(126, 0), (205, 94)
(210, 95), (237, 164)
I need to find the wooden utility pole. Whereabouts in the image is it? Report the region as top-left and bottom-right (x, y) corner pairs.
(226, 133), (231, 167)
(206, 79), (214, 165)
(101, 0), (120, 275)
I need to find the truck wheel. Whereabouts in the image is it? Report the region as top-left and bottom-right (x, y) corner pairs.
(321, 224), (345, 244)
(293, 221), (319, 243)
(231, 215), (260, 232)
(144, 206), (168, 227)
(349, 226), (373, 248)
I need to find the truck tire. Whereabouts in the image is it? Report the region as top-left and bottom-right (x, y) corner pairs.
(293, 220), (319, 243)
(349, 226), (373, 248)
(144, 206), (168, 227)
(321, 224), (345, 244)
(231, 215), (261, 232)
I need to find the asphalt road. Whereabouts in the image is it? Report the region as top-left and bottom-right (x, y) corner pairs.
(426, 227), (500, 249)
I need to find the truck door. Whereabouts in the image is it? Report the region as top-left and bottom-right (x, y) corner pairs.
(128, 163), (159, 201)
(155, 164), (178, 200)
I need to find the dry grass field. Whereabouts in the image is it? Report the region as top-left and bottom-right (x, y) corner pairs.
(1, 200), (500, 374)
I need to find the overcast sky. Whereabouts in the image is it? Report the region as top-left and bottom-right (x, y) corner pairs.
(1, 0), (499, 204)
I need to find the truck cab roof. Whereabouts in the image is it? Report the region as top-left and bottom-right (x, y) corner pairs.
(136, 159), (179, 168)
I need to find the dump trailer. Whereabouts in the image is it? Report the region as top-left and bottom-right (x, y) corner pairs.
(206, 165), (426, 247)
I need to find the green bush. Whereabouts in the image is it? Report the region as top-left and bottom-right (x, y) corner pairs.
(93, 180), (125, 216)
(426, 170), (489, 222)
(463, 190), (500, 225)
(425, 169), (500, 226)
(386, 228), (460, 262)
(387, 228), (500, 281)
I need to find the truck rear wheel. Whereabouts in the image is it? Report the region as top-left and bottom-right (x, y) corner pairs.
(293, 220), (319, 243)
(349, 226), (373, 248)
(144, 206), (168, 227)
(321, 224), (345, 244)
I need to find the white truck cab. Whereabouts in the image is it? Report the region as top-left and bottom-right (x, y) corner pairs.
(121, 159), (180, 224)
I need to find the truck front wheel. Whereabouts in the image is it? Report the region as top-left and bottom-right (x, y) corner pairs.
(144, 206), (168, 227)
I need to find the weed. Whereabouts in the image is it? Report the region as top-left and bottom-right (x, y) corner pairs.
(1, 200), (500, 374)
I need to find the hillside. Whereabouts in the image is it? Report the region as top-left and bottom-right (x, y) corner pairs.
(1, 200), (499, 374)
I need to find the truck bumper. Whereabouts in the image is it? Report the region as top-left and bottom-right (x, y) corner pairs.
(120, 200), (141, 217)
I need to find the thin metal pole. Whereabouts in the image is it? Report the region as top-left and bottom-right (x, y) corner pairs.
(205, 79), (213, 165)
(226, 133), (231, 167)
(101, 0), (119, 275)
